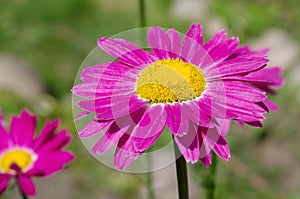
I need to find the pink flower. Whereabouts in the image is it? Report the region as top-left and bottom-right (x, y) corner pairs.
(72, 24), (284, 170)
(0, 110), (74, 196)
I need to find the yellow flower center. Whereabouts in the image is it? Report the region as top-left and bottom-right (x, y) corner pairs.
(136, 58), (206, 104)
(0, 149), (36, 174)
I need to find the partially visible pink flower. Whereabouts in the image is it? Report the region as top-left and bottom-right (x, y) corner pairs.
(73, 24), (284, 170)
(0, 110), (74, 196)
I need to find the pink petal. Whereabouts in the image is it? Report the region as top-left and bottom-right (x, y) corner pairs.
(79, 94), (147, 120)
(204, 127), (230, 160)
(17, 176), (36, 196)
(79, 120), (113, 138)
(80, 62), (137, 83)
(92, 120), (131, 154)
(148, 26), (170, 59)
(206, 37), (239, 64)
(133, 105), (167, 151)
(10, 110), (36, 146)
(205, 57), (268, 79)
(165, 103), (189, 136)
(38, 130), (72, 153)
(182, 101), (213, 128)
(114, 134), (142, 170)
(174, 123), (199, 163)
(204, 29), (227, 51)
(98, 38), (157, 68)
(181, 24), (204, 61)
(27, 151), (74, 176)
(33, 120), (59, 150)
(167, 29), (181, 58)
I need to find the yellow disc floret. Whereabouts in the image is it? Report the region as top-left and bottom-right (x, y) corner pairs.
(136, 58), (206, 103)
(0, 149), (35, 174)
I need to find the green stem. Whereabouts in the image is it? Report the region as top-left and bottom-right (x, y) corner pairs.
(173, 139), (189, 199)
(204, 153), (217, 199)
(139, 0), (146, 28)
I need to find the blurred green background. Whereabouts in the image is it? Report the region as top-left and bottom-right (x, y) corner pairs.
(0, 0), (300, 198)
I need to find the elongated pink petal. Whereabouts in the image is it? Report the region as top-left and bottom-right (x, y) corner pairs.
(167, 29), (181, 58)
(133, 105), (167, 151)
(199, 129), (212, 165)
(33, 120), (59, 150)
(17, 176), (36, 196)
(165, 103), (189, 136)
(148, 26), (170, 59)
(80, 62), (134, 82)
(27, 151), (74, 176)
(205, 127), (230, 160)
(10, 110), (36, 146)
(181, 24), (203, 61)
(174, 123), (199, 163)
(38, 130), (72, 153)
(204, 29), (227, 51)
(79, 94), (147, 120)
(206, 37), (239, 64)
(98, 38), (157, 68)
(79, 120), (113, 138)
(92, 121), (131, 154)
(205, 57), (268, 79)
(114, 134), (142, 170)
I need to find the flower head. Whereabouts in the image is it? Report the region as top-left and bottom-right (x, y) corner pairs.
(0, 110), (74, 196)
(72, 24), (284, 170)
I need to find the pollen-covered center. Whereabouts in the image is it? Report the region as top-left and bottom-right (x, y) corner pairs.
(136, 58), (206, 103)
(0, 149), (36, 174)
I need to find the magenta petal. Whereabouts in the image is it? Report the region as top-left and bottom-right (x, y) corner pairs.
(17, 176), (36, 196)
(167, 29), (181, 58)
(199, 129), (211, 160)
(181, 24), (204, 61)
(114, 134), (142, 170)
(80, 62), (137, 83)
(10, 110), (36, 146)
(148, 26), (170, 59)
(0, 175), (9, 195)
(133, 105), (166, 151)
(33, 120), (59, 151)
(98, 38), (157, 68)
(206, 57), (268, 79)
(204, 29), (227, 51)
(182, 101), (212, 128)
(165, 103), (189, 136)
(79, 94), (147, 120)
(79, 120), (113, 138)
(38, 130), (72, 153)
(200, 152), (212, 166)
(263, 99), (278, 112)
(92, 120), (131, 154)
(28, 151), (74, 176)
(205, 128), (230, 160)
(206, 37), (239, 63)
(174, 123), (199, 163)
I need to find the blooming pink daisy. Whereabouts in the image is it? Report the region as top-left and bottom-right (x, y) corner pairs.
(0, 110), (74, 196)
(72, 24), (284, 170)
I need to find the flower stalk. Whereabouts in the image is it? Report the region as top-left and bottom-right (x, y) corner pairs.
(173, 139), (189, 199)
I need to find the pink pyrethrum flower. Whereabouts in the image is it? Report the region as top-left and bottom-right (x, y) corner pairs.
(0, 110), (74, 196)
(72, 24), (284, 170)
